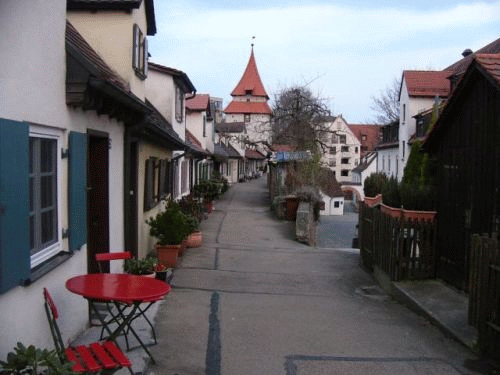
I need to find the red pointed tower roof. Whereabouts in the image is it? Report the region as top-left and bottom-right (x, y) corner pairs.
(231, 48), (269, 99)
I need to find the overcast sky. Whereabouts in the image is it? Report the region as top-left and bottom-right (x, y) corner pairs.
(149, 0), (500, 123)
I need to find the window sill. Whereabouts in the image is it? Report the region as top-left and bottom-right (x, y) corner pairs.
(22, 251), (73, 286)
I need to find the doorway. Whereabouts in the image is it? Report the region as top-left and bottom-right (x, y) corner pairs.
(87, 132), (110, 274)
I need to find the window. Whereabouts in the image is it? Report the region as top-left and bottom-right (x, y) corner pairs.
(334, 201), (340, 208)
(341, 170), (349, 177)
(175, 86), (183, 123)
(402, 104), (406, 123)
(341, 146), (349, 152)
(145, 158), (173, 211)
(29, 127), (62, 268)
(355, 147), (358, 153)
(329, 147), (336, 155)
(341, 158), (349, 164)
(244, 114), (251, 122)
(203, 115), (206, 137)
(132, 24), (148, 79)
(361, 135), (367, 141)
(329, 160), (336, 167)
(181, 160), (188, 194)
(339, 134), (346, 144)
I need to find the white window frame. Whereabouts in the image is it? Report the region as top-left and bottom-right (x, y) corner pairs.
(29, 125), (63, 268)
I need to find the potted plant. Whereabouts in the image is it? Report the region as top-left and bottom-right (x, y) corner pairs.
(192, 180), (220, 213)
(0, 342), (74, 375)
(146, 199), (191, 267)
(123, 257), (155, 277)
(153, 263), (171, 282)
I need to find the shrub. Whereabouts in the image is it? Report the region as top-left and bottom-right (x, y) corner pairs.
(364, 172), (388, 198)
(381, 176), (401, 208)
(146, 199), (191, 245)
(400, 183), (437, 211)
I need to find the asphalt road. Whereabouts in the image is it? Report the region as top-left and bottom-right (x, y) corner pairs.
(317, 200), (359, 249)
(146, 178), (479, 375)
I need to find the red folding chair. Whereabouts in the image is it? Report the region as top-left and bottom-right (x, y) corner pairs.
(95, 252), (160, 350)
(43, 288), (133, 374)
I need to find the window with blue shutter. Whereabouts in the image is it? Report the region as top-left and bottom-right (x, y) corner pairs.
(0, 118), (30, 294)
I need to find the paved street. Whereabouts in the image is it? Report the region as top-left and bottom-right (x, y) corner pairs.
(146, 177), (479, 375)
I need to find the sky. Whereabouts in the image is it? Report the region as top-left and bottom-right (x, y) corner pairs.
(149, 0), (500, 124)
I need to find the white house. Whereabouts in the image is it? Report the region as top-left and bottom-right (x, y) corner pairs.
(321, 116), (361, 183)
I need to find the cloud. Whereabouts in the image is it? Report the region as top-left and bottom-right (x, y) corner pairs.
(150, 0), (500, 122)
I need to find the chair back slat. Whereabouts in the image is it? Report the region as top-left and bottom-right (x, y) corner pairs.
(96, 251), (133, 273)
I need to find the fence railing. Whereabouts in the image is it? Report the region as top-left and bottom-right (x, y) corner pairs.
(359, 203), (437, 281)
(469, 234), (500, 358)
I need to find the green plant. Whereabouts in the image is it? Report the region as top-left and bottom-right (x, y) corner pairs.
(123, 257), (155, 275)
(192, 180), (220, 201)
(363, 172), (388, 198)
(146, 199), (191, 245)
(381, 176), (401, 208)
(178, 195), (204, 223)
(0, 342), (75, 375)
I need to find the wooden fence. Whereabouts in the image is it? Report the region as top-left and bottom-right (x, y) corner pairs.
(469, 234), (500, 358)
(359, 203), (437, 281)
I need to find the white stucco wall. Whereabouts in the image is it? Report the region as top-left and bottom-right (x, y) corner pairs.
(0, 0), (127, 357)
(377, 147), (399, 179)
(322, 117), (361, 183)
(398, 80), (434, 181)
(320, 193), (345, 216)
(67, 3), (148, 100)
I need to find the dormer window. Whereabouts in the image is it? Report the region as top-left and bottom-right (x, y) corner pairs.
(132, 24), (148, 79)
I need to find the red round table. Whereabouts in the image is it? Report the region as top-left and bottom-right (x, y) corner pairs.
(66, 274), (171, 362)
(66, 273), (171, 305)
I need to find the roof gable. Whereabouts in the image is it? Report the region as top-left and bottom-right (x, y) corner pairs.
(445, 38), (500, 74)
(423, 54), (500, 151)
(402, 70), (452, 98)
(230, 49), (269, 99)
(186, 94), (210, 112)
(348, 124), (382, 154)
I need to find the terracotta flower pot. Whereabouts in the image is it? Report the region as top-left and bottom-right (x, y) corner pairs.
(186, 230), (203, 248)
(155, 244), (180, 268)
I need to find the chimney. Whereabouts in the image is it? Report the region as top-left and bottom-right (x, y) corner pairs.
(462, 49), (473, 57)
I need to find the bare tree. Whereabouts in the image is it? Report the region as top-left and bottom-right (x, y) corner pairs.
(271, 86), (336, 154)
(370, 77), (401, 124)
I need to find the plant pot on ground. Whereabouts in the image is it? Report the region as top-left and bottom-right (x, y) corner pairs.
(146, 199), (191, 267)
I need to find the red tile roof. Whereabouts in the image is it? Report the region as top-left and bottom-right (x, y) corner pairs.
(186, 94), (210, 111)
(445, 38), (500, 74)
(348, 124), (382, 155)
(475, 54), (500, 86)
(245, 149), (265, 159)
(271, 144), (293, 152)
(231, 49), (269, 99)
(403, 70), (452, 98)
(224, 101), (272, 115)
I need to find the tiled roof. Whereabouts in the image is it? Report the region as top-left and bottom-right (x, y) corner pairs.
(403, 70), (452, 98)
(475, 54), (500, 86)
(227, 143), (243, 158)
(224, 101), (272, 115)
(186, 94), (210, 111)
(215, 122), (245, 133)
(66, 20), (130, 92)
(185, 130), (209, 156)
(245, 149), (265, 159)
(67, 0), (157, 35)
(231, 49), (269, 99)
(271, 144), (293, 152)
(317, 168), (344, 198)
(348, 124), (382, 154)
(445, 38), (500, 74)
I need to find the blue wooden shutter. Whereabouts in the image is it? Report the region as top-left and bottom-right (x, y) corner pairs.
(69, 132), (87, 251)
(0, 119), (30, 294)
